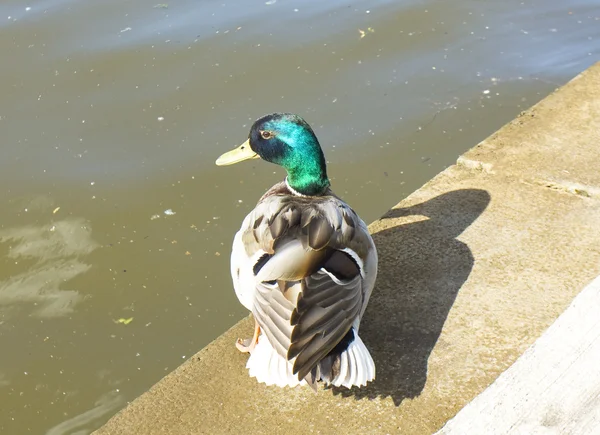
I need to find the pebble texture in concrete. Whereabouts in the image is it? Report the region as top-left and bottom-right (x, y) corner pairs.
(95, 62), (600, 435)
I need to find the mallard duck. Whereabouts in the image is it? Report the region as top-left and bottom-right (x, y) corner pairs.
(216, 113), (377, 389)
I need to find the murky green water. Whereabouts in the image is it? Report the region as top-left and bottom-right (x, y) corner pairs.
(0, 0), (597, 433)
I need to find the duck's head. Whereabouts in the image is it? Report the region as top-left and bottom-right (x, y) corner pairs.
(216, 113), (330, 196)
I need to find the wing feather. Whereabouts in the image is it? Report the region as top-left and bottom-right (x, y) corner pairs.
(236, 183), (376, 383)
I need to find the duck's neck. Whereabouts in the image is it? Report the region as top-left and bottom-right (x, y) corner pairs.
(285, 158), (330, 196)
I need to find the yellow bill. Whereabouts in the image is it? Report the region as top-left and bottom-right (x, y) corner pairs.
(215, 139), (260, 166)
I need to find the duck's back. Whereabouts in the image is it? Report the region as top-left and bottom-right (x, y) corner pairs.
(230, 181), (377, 387)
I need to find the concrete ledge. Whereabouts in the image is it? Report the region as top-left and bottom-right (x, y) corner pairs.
(436, 274), (600, 434)
(95, 62), (600, 435)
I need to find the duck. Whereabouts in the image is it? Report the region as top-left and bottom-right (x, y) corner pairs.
(215, 113), (377, 390)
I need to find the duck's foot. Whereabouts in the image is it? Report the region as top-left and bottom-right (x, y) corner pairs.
(236, 320), (260, 353)
(235, 338), (254, 352)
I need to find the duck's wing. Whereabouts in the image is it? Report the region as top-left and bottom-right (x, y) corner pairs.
(241, 192), (376, 381)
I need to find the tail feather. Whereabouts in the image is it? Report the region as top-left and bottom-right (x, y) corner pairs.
(319, 332), (375, 388)
(246, 330), (375, 389)
(247, 335), (306, 387)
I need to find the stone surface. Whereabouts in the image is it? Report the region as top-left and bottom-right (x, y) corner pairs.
(436, 275), (600, 434)
(94, 63), (600, 435)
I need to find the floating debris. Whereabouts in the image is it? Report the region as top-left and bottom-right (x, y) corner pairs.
(265, 0), (276, 4)
(150, 214), (161, 220)
(157, 116), (165, 121)
(52, 207), (60, 214)
(164, 209), (176, 216)
(120, 27), (132, 33)
(359, 27), (375, 39)
(185, 251), (191, 256)
(483, 89), (490, 94)
(114, 317), (134, 325)
(153, 3), (169, 8)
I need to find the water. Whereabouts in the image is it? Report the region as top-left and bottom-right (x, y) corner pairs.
(0, 0), (597, 433)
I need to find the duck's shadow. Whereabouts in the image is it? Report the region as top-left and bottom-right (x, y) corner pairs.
(329, 188), (491, 405)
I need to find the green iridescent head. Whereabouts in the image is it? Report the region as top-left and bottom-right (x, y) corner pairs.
(216, 113), (330, 196)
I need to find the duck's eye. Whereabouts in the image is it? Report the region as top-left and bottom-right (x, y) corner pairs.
(260, 130), (273, 140)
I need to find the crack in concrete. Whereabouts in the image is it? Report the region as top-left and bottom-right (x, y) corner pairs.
(531, 179), (600, 199)
(456, 158), (600, 201)
(456, 157), (495, 174)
